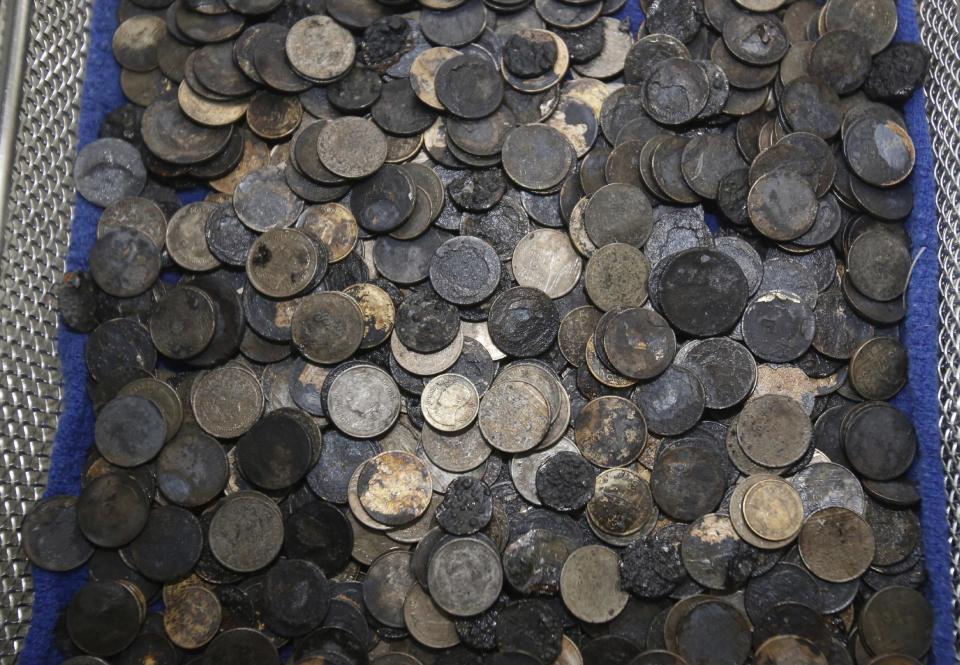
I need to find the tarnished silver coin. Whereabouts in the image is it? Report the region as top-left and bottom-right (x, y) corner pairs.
(421, 374), (480, 433)
(328, 365), (401, 439)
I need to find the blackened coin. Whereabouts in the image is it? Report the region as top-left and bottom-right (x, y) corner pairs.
(496, 600), (564, 663)
(431, 235), (502, 305)
(95, 395), (166, 467)
(675, 337), (757, 409)
(435, 54), (504, 120)
(371, 77), (438, 136)
(448, 168), (506, 213)
(396, 289), (461, 353)
(501, 124), (575, 192)
(75, 138), (147, 208)
(602, 307), (676, 381)
(504, 30), (558, 77)
(748, 172), (818, 241)
(864, 42), (930, 104)
(22, 495), (94, 572)
(859, 586), (932, 659)
(741, 291), (815, 363)
(847, 229), (911, 302)
(307, 430), (381, 504)
(650, 440), (726, 522)
(812, 289), (875, 359)
(659, 248), (748, 337)
(234, 166), (303, 232)
(779, 76), (842, 140)
(141, 94), (233, 165)
(843, 402), (917, 481)
(77, 472), (149, 548)
(849, 336), (908, 400)
(350, 164), (417, 234)
(204, 203), (257, 266)
(149, 285), (216, 360)
(674, 600), (752, 665)
(284, 500), (353, 575)
(584, 183), (653, 249)
(66, 581), (143, 656)
(630, 365), (704, 437)
(844, 115), (915, 187)
(129, 505), (203, 582)
(56, 271), (100, 333)
(460, 196), (530, 261)
(204, 628), (279, 665)
(292, 292), (365, 365)
(421, 0), (486, 47)
(487, 287), (559, 358)
(156, 426), (227, 507)
(236, 410), (313, 490)
(437, 476), (493, 535)
(643, 58), (710, 126)
(89, 227), (161, 298)
(262, 559), (331, 637)
(209, 491), (284, 573)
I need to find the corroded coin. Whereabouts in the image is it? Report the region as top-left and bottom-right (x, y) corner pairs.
(164, 585), (222, 649)
(208, 492), (284, 573)
(192, 365), (264, 438)
(798, 507), (876, 583)
(574, 396), (646, 468)
(358, 451), (434, 526)
(587, 468), (655, 537)
(736, 394), (812, 468)
(343, 282), (396, 349)
(286, 16), (355, 82)
(23, 496), (95, 572)
(403, 583), (460, 649)
(422, 374), (480, 433)
(292, 292), (365, 365)
(318, 117), (388, 180)
(478, 379), (551, 453)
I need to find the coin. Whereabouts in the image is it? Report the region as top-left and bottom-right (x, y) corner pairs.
(430, 235), (503, 306)
(478, 379), (551, 453)
(429, 537), (503, 616)
(209, 491), (284, 573)
(575, 396), (647, 468)
(630, 365), (705, 437)
(422, 374), (480, 433)
(358, 451), (433, 526)
(292, 292), (365, 365)
(859, 585), (932, 659)
(66, 581), (144, 656)
(436, 476), (493, 535)
(741, 478), (805, 542)
(737, 394), (812, 468)
(798, 507), (875, 583)
(587, 468), (655, 537)
(191, 365), (264, 438)
(584, 243), (651, 312)
(502, 124), (575, 192)
(318, 117), (388, 180)
(843, 402), (917, 480)
(512, 229), (582, 298)
(328, 365), (401, 439)
(403, 583), (460, 649)
(560, 545), (628, 623)
(75, 138), (147, 208)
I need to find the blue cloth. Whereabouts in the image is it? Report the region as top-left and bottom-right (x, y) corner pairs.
(20, 1), (955, 663)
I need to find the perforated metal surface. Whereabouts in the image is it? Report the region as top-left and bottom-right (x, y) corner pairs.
(0, 0), (958, 663)
(0, 0), (91, 660)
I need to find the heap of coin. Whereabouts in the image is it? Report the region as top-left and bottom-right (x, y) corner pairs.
(34, 0), (936, 663)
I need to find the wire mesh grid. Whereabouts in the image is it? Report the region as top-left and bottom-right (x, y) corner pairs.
(0, 0), (90, 659)
(0, 0), (957, 662)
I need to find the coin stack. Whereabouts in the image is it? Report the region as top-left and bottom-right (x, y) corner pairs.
(28, 0), (939, 663)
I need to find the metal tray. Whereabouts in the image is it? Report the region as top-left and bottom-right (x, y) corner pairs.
(0, 0), (957, 662)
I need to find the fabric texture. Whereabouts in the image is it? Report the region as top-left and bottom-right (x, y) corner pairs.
(20, 1), (955, 663)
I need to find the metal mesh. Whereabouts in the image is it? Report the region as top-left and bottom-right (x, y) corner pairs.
(919, 0), (960, 652)
(0, 0), (958, 662)
(0, 0), (91, 660)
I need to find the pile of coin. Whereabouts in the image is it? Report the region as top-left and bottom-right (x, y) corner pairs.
(31, 0), (937, 663)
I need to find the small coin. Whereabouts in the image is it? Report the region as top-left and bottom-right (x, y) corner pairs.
(587, 468), (655, 537)
(23, 496), (95, 572)
(502, 123), (575, 192)
(430, 235), (502, 306)
(95, 395), (167, 467)
(66, 581), (143, 656)
(422, 374), (480, 433)
(603, 307), (676, 380)
(129, 505), (203, 582)
(560, 545), (628, 623)
(584, 243), (651, 312)
(741, 478), (804, 542)
(859, 585), (933, 659)
(318, 117), (388, 180)
(297, 203), (359, 263)
(363, 549), (417, 628)
(403, 583), (460, 649)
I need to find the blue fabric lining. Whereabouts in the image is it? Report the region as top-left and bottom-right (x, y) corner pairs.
(20, 0), (955, 663)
